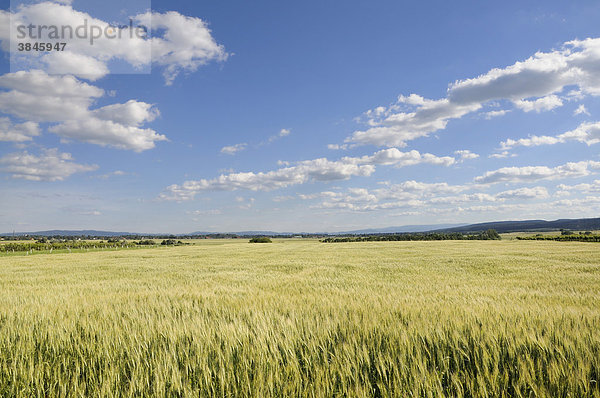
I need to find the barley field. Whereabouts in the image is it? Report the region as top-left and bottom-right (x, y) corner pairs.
(0, 239), (599, 397)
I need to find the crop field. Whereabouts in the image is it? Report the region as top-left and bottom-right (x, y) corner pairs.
(0, 239), (599, 397)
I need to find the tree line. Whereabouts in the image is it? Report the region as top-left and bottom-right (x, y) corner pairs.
(320, 229), (501, 243)
(517, 234), (600, 242)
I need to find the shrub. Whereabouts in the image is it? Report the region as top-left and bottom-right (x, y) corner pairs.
(249, 237), (272, 243)
(480, 229), (501, 240)
(137, 240), (156, 246)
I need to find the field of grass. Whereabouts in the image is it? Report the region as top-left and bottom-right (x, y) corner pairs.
(0, 239), (599, 397)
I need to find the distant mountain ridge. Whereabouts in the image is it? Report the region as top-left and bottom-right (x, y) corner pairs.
(341, 224), (467, 234)
(189, 224), (467, 236)
(431, 218), (600, 234)
(3, 218), (600, 237)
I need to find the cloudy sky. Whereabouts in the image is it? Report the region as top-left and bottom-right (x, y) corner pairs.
(1, 0), (600, 233)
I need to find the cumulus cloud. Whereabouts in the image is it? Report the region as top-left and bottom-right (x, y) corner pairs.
(454, 150), (479, 162)
(550, 196), (600, 208)
(352, 148), (456, 167)
(556, 180), (600, 194)
(327, 144), (349, 150)
(304, 182), (548, 212)
(349, 94), (481, 147)
(0, 70), (103, 122)
(500, 121), (600, 149)
(513, 95), (563, 112)
(483, 109), (510, 119)
(0, 70), (166, 151)
(0, 148), (97, 181)
(0, 3), (227, 84)
(379, 180), (469, 196)
(220, 143), (247, 155)
(50, 118), (167, 151)
(93, 100), (159, 126)
(474, 160), (600, 184)
(43, 51), (110, 81)
(160, 149), (456, 200)
(347, 38), (600, 147)
(135, 11), (228, 85)
(495, 186), (549, 200)
(0, 118), (40, 142)
(489, 151), (517, 159)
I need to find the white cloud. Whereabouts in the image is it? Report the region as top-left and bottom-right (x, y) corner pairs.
(0, 69), (104, 99)
(304, 182), (549, 213)
(454, 150), (479, 161)
(50, 118), (167, 151)
(348, 95), (481, 147)
(327, 144), (349, 150)
(556, 180), (600, 194)
(489, 151), (517, 159)
(513, 95), (563, 112)
(265, 128), (292, 144)
(0, 118), (40, 142)
(501, 121), (600, 149)
(550, 196), (600, 208)
(483, 109), (510, 119)
(0, 70), (103, 122)
(160, 149), (456, 200)
(495, 186), (549, 200)
(220, 143), (247, 155)
(354, 148), (455, 167)
(136, 11), (228, 85)
(43, 51), (109, 81)
(0, 148), (97, 181)
(574, 104), (591, 116)
(0, 70), (166, 151)
(474, 160), (600, 184)
(93, 100), (159, 127)
(427, 193), (497, 205)
(1, 4), (227, 84)
(347, 38), (600, 147)
(382, 181), (468, 196)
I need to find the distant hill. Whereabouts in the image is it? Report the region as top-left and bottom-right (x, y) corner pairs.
(3, 218), (600, 238)
(340, 224), (467, 234)
(189, 225), (467, 235)
(431, 218), (600, 234)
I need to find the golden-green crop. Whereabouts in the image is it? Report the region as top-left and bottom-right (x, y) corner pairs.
(0, 239), (598, 397)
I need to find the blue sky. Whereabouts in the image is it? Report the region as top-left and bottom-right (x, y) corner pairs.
(1, 0), (600, 233)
